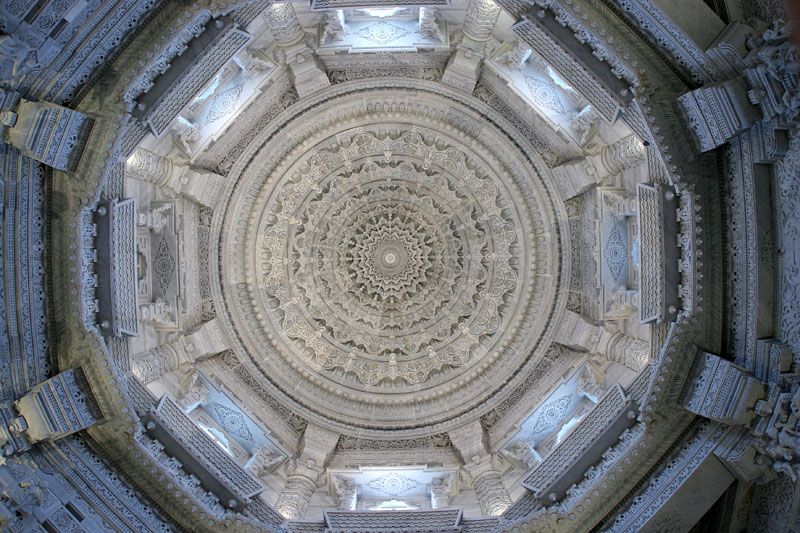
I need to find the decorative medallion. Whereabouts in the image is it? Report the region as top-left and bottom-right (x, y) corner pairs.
(367, 473), (422, 496)
(205, 83), (244, 125)
(357, 21), (409, 45)
(604, 223), (627, 281)
(154, 236), (175, 294)
(524, 76), (565, 115)
(531, 394), (573, 434)
(210, 401), (254, 441)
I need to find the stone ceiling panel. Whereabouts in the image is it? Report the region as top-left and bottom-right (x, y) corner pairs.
(213, 80), (569, 434)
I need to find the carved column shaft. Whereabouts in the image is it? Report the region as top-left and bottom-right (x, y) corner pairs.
(275, 474), (316, 519)
(449, 420), (512, 516)
(556, 310), (650, 372)
(131, 343), (183, 384)
(131, 319), (227, 383)
(461, 0), (501, 43)
(275, 423), (338, 518)
(265, 2), (329, 98)
(607, 333), (650, 372)
(265, 3), (305, 47)
(125, 148), (224, 207)
(472, 470), (512, 516)
(125, 148), (173, 186)
(441, 0), (500, 92)
(596, 134), (646, 177)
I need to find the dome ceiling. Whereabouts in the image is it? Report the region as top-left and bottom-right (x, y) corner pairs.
(215, 81), (567, 431)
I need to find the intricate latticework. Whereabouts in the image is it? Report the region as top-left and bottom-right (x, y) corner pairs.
(324, 509), (462, 530)
(637, 184), (665, 323)
(147, 395), (264, 504)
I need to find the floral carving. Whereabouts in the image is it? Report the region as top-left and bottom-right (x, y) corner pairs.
(524, 77), (565, 114)
(366, 473), (422, 496)
(210, 402), (253, 441)
(154, 236), (175, 295)
(205, 83), (243, 125)
(604, 223), (627, 281)
(531, 394), (573, 434)
(218, 83), (561, 430)
(256, 130), (520, 385)
(357, 21), (409, 45)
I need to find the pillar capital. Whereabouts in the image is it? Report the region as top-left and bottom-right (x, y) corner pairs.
(265, 3), (329, 98)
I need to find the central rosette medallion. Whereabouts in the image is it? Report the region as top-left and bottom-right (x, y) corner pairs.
(258, 148), (507, 384)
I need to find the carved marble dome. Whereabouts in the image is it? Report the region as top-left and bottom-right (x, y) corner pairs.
(215, 82), (565, 431)
(1, 0), (798, 531)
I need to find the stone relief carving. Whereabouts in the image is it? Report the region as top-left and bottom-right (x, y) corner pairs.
(356, 21), (410, 46)
(531, 395), (574, 434)
(366, 473), (422, 497)
(210, 402), (254, 441)
(604, 223), (627, 282)
(524, 76), (566, 114)
(216, 81), (563, 432)
(171, 116), (200, 155)
(205, 83), (244, 124)
(497, 41), (532, 71)
(419, 8), (444, 42)
(256, 133), (518, 386)
(31, 0), (800, 524)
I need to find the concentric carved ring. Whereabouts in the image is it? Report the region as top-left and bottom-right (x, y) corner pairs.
(216, 83), (566, 431)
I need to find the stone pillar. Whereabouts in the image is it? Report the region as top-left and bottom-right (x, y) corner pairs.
(266, 3), (330, 98)
(556, 310), (649, 372)
(125, 148), (225, 208)
(131, 318), (228, 384)
(125, 148), (173, 186)
(596, 134), (647, 178)
(606, 332), (650, 373)
(461, 0), (501, 42)
(449, 420), (512, 516)
(551, 134), (646, 201)
(275, 475), (316, 519)
(275, 424), (338, 519)
(472, 470), (512, 516)
(441, 0), (500, 93)
(131, 342), (183, 384)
